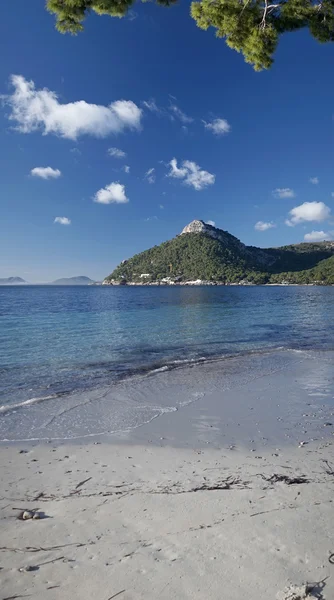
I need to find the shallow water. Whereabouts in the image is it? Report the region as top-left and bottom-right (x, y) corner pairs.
(1, 285), (334, 442)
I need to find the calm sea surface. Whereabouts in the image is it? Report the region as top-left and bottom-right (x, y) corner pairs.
(0, 285), (334, 441)
(1, 285), (334, 406)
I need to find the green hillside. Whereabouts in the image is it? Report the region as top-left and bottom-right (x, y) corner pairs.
(105, 221), (334, 285)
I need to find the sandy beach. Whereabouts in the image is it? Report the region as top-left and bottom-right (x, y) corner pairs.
(1, 440), (334, 599)
(1, 350), (334, 599)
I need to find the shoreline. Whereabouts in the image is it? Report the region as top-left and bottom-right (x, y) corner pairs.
(102, 281), (334, 287)
(1, 348), (334, 447)
(1, 350), (334, 598)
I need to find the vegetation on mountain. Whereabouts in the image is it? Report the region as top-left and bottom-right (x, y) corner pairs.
(105, 226), (334, 285)
(47, 0), (334, 71)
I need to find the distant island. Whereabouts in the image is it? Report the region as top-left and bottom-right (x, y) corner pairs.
(0, 276), (98, 286)
(0, 277), (27, 285)
(104, 220), (334, 286)
(50, 276), (96, 285)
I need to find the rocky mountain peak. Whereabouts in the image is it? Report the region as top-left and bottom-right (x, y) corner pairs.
(181, 220), (208, 235)
(181, 219), (244, 248)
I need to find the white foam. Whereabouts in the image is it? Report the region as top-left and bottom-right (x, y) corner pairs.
(0, 394), (57, 414)
(148, 366), (169, 374)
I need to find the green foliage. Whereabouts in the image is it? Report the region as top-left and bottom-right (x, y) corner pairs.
(191, 0), (278, 71)
(191, 0), (334, 71)
(265, 244), (334, 272)
(268, 255), (334, 284)
(47, 0), (334, 70)
(108, 233), (252, 282)
(105, 231), (334, 285)
(46, 0), (176, 33)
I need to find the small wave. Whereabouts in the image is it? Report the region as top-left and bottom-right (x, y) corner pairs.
(148, 366), (169, 374)
(141, 347), (289, 380)
(0, 404), (178, 443)
(0, 394), (59, 415)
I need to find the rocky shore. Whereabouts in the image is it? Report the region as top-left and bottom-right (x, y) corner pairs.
(102, 279), (324, 286)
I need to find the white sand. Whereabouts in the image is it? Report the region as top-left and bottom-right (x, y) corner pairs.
(1, 438), (334, 599)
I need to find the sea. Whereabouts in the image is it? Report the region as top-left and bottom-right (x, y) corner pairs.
(1, 285), (334, 443)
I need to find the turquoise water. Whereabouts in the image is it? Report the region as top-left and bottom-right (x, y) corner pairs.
(1, 285), (334, 409)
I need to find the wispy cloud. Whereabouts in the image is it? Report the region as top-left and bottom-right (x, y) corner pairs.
(142, 99), (162, 114)
(254, 221), (276, 231)
(108, 147), (127, 159)
(304, 230), (332, 242)
(167, 158), (215, 191)
(206, 220), (216, 226)
(128, 10), (138, 20)
(273, 187), (295, 199)
(31, 166), (61, 179)
(123, 165), (130, 174)
(309, 176), (319, 185)
(4, 75), (142, 140)
(159, 204), (164, 209)
(144, 167), (155, 184)
(93, 182), (129, 204)
(142, 98), (193, 125)
(54, 216), (71, 225)
(203, 118), (230, 136)
(168, 104), (193, 124)
(286, 201), (330, 226)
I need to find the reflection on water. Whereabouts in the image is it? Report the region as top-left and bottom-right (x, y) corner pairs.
(0, 285), (334, 408)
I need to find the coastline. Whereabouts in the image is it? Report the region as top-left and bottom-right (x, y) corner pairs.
(1, 351), (334, 599)
(2, 348), (334, 446)
(102, 280), (334, 286)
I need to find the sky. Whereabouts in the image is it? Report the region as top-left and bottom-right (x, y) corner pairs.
(0, 1), (333, 282)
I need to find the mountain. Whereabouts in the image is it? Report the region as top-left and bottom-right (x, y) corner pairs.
(0, 277), (27, 285)
(105, 220), (334, 285)
(51, 276), (96, 285)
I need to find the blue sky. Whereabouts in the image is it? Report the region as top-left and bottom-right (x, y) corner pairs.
(0, 1), (333, 282)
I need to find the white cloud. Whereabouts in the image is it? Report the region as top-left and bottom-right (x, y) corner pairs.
(144, 167), (155, 184)
(168, 158), (188, 179)
(31, 166), (61, 179)
(254, 221), (276, 231)
(304, 230), (332, 242)
(167, 158), (215, 191)
(206, 220), (216, 226)
(273, 187), (295, 199)
(168, 104), (193, 124)
(286, 201), (331, 226)
(123, 165), (130, 174)
(309, 176), (319, 185)
(93, 182), (129, 204)
(108, 147), (127, 159)
(203, 118), (231, 136)
(331, 192), (334, 198)
(159, 204), (164, 209)
(54, 216), (71, 225)
(4, 75), (142, 140)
